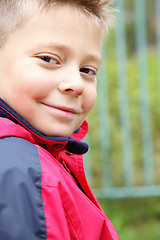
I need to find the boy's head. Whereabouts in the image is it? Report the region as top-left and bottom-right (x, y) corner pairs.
(0, 0), (115, 137)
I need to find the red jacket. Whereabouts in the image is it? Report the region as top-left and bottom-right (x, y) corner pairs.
(0, 99), (119, 240)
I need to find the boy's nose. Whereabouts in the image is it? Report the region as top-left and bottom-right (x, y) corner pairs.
(58, 72), (84, 96)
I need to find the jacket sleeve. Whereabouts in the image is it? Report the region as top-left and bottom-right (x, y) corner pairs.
(0, 137), (46, 240)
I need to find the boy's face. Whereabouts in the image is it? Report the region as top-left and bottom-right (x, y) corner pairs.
(0, 5), (102, 137)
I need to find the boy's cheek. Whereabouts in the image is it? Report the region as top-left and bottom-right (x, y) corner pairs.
(88, 87), (97, 108)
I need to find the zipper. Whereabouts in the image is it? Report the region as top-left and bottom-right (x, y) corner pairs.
(61, 160), (71, 174)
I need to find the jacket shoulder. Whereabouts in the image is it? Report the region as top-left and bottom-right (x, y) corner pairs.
(0, 136), (41, 180)
(0, 137), (46, 240)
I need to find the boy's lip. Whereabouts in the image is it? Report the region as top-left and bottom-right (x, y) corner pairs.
(41, 102), (81, 115)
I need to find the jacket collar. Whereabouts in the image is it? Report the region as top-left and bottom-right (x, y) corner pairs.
(0, 98), (88, 155)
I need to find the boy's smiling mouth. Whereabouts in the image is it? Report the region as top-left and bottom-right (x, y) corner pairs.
(41, 102), (81, 120)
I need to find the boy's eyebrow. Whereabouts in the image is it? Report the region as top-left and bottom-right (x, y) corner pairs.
(85, 54), (102, 67)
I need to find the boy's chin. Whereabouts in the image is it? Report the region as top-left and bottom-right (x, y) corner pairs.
(39, 126), (76, 138)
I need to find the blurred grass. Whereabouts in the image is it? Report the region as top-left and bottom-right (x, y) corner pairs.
(99, 197), (160, 240)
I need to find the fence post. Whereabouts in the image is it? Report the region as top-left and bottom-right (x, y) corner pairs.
(155, 0), (160, 119)
(134, 0), (154, 185)
(115, 0), (133, 187)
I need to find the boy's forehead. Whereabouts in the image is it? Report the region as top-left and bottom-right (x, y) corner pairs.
(10, 6), (102, 59)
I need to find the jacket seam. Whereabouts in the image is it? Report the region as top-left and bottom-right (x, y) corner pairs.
(62, 203), (81, 240)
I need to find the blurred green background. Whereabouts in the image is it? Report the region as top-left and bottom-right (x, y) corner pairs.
(85, 0), (160, 239)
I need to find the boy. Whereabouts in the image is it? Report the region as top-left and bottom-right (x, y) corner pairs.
(0, 0), (118, 239)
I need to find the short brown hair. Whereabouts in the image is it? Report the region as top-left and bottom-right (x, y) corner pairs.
(0, 0), (115, 46)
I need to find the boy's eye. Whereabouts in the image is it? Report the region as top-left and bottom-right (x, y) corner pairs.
(34, 53), (61, 68)
(38, 55), (59, 64)
(80, 67), (97, 76)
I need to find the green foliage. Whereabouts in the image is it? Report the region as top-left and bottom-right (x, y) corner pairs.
(99, 197), (160, 240)
(123, 0), (157, 55)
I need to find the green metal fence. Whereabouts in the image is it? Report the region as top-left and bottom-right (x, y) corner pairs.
(84, 0), (160, 198)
